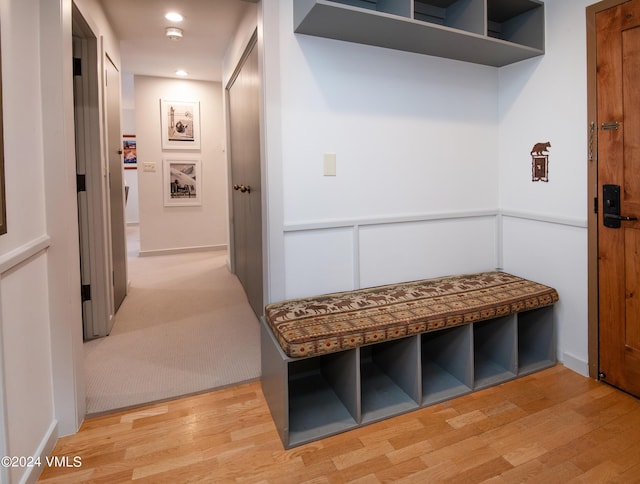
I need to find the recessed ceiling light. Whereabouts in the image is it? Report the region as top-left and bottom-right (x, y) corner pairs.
(176, 70), (188, 77)
(165, 12), (183, 22)
(165, 27), (183, 41)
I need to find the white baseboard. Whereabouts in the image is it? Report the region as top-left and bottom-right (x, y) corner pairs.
(139, 244), (227, 257)
(561, 352), (589, 377)
(21, 420), (58, 484)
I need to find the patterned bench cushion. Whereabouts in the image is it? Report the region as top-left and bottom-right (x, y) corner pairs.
(264, 271), (558, 358)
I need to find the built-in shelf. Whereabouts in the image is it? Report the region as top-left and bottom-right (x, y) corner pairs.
(293, 0), (544, 67)
(262, 304), (556, 449)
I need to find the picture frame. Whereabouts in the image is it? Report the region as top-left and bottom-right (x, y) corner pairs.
(160, 99), (201, 150)
(163, 159), (202, 207)
(0, 31), (6, 235)
(0, 27), (7, 235)
(123, 135), (137, 169)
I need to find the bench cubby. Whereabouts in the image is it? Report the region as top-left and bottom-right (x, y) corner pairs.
(473, 315), (517, 389)
(421, 324), (473, 405)
(262, 304), (556, 449)
(360, 337), (420, 423)
(288, 350), (359, 445)
(517, 305), (555, 375)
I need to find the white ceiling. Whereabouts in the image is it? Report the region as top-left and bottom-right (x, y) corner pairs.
(98, 0), (255, 82)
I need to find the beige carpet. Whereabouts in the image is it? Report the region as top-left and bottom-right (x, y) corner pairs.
(83, 227), (260, 415)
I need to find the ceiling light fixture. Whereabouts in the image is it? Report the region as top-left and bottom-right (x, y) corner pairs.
(176, 70), (188, 77)
(165, 27), (183, 41)
(165, 12), (184, 22)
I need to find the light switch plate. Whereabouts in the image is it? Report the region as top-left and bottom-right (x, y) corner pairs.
(143, 162), (156, 172)
(323, 153), (336, 176)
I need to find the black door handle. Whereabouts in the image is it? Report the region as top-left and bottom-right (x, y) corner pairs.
(604, 213), (637, 222)
(602, 184), (636, 228)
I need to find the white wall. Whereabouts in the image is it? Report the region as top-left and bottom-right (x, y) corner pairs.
(262, 0), (500, 301)
(498, 0), (592, 375)
(135, 76), (228, 255)
(0, 1), (55, 481)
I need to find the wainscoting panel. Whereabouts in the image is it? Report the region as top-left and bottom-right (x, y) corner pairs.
(501, 215), (588, 375)
(359, 216), (498, 288)
(284, 227), (355, 299)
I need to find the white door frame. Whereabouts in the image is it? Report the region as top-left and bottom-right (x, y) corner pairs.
(72, 5), (115, 339)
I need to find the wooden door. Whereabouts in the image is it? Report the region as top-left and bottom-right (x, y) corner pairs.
(227, 33), (263, 317)
(105, 56), (127, 314)
(597, 0), (640, 397)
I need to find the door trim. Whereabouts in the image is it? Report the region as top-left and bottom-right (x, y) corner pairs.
(73, 5), (114, 339)
(586, 0), (632, 380)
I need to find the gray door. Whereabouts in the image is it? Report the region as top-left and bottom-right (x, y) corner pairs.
(105, 56), (127, 313)
(227, 32), (263, 317)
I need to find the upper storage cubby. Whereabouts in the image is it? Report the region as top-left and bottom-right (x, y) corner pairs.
(487, 0), (544, 50)
(293, 0), (544, 67)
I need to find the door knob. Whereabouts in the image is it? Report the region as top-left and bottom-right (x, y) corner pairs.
(233, 184), (251, 193)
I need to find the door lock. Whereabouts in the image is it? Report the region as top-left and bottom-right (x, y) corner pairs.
(603, 184), (637, 228)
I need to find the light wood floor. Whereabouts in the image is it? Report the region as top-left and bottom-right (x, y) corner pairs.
(38, 365), (640, 483)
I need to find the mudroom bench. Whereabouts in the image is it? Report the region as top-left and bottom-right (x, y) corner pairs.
(260, 271), (558, 449)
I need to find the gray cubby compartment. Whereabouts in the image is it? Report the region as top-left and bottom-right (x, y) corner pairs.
(294, 0), (545, 67)
(261, 304), (555, 449)
(288, 350), (359, 446)
(421, 324), (474, 405)
(474, 315), (517, 389)
(360, 337), (420, 423)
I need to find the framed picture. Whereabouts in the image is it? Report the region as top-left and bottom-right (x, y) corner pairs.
(163, 159), (202, 206)
(160, 100), (201, 150)
(123, 135), (137, 169)
(0, 32), (6, 235)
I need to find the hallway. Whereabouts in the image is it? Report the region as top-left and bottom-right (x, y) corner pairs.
(83, 226), (260, 415)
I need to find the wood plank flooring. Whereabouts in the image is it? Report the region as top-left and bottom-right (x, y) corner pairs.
(38, 365), (640, 483)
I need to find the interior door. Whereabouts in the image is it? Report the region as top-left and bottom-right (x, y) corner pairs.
(105, 55), (127, 314)
(227, 32), (263, 317)
(597, 0), (640, 397)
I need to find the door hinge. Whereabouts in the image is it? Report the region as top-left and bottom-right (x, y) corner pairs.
(81, 284), (91, 302)
(77, 174), (86, 193)
(594, 196), (598, 214)
(73, 57), (82, 77)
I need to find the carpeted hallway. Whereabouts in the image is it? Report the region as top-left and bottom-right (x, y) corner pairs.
(83, 226), (261, 415)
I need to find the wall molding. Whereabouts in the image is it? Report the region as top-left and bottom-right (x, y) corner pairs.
(22, 420), (58, 484)
(501, 210), (588, 229)
(138, 244), (227, 257)
(283, 209), (588, 233)
(0, 235), (52, 276)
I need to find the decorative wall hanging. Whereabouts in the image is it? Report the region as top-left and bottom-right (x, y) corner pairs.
(163, 159), (202, 206)
(123, 135), (137, 169)
(160, 100), (201, 150)
(531, 141), (551, 182)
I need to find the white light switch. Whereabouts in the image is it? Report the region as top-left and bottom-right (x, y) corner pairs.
(323, 153), (336, 176)
(143, 162), (156, 172)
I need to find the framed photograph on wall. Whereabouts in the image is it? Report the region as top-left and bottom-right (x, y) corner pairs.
(123, 135), (137, 169)
(0, 32), (6, 235)
(160, 100), (201, 150)
(163, 159), (202, 207)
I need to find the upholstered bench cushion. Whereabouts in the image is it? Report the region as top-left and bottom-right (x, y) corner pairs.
(264, 271), (558, 358)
